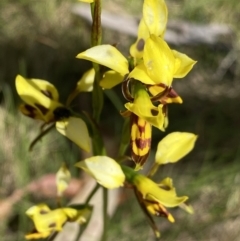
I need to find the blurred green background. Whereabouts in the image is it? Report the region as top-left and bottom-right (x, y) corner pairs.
(1, 0), (240, 240)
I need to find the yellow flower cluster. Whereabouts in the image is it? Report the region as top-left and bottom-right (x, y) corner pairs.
(76, 0), (196, 169)
(14, 0), (198, 238)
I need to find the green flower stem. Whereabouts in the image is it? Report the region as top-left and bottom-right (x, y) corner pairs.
(74, 183), (100, 241)
(90, 0), (103, 122)
(85, 183), (100, 204)
(29, 123), (55, 151)
(90, 2), (108, 241)
(92, 68), (104, 122)
(132, 80), (146, 98)
(121, 165), (137, 182)
(91, 0), (102, 47)
(147, 162), (159, 177)
(100, 187), (108, 241)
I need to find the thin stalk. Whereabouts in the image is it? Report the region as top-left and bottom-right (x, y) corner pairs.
(90, 0), (103, 122)
(91, 0), (102, 47)
(74, 183), (100, 241)
(100, 188), (108, 241)
(86, 183), (100, 204)
(29, 123), (55, 151)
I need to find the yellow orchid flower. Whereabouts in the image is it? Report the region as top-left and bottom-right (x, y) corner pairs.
(76, 0), (195, 90)
(129, 35), (197, 87)
(124, 81), (165, 131)
(75, 156), (125, 189)
(121, 81), (165, 169)
(25, 204), (92, 240)
(135, 175), (186, 208)
(122, 165), (188, 236)
(15, 75), (63, 123)
(15, 75), (91, 152)
(25, 205), (68, 239)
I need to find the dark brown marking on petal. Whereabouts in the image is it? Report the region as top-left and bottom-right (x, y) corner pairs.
(137, 124), (145, 133)
(151, 109), (159, 116)
(132, 114), (139, 124)
(35, 103), (49, 115)
(22, 104), (37, 118)
(135, 138), (151, 150)
(132, 115), (146, 133)
(159, 184), (171, 191)
(25, 104), (35, 112)
(131, 113), (138, 123)
(131, 151), (150, 167)
(167, 88), (178, 98)
(136, 39), (145, 51)
(39, 210), (49, 215)
(24, 104), (36, 115)
(41, 90), (53, 99)
(48, 223), (56, 228)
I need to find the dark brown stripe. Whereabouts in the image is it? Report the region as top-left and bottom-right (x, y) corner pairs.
(35, 103), (49, 115)
(41, 90), (53, 99)
(136, 39), (145, 51)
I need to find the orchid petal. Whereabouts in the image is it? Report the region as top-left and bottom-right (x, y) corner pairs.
(56, 117), (91, 152)
(172, 50), (197, 78)
(15, 75), (62, 122)
(155, 132), (198, 165)
(125, 83), (165, 130)
(56, 163), (71, 197)
(67, 68), (95, 105)
(134, 174), (188, 207)
(143, 35), (175, 86)
(76, 45), (129, 75)
(128, 63), (156, 85)
(75, 156), (125, 189)
(122, 166), (188, 208)
(130, 18), (150, 59)
(76, 68), (95, 92)
(143, 0), (168, 36)
(100, 70), (124, 89)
